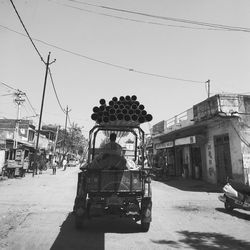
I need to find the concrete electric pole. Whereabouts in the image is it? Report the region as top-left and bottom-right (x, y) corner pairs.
(63, 105), (71, 158)
(33, 52), (56, 177)
(14, 91), (25, 149)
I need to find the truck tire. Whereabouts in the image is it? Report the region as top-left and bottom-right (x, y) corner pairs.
(224, 201), (234, 212)
(75, 215), (84, 230)
(141, 222), (150, 232)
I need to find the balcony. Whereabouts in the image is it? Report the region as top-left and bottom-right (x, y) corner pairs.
(152, 108), (194, 137)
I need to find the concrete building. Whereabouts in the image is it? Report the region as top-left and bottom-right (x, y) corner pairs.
(0, 119), (57, 175)
(151, 94), (250, 185)
(0, 119), (36, 150)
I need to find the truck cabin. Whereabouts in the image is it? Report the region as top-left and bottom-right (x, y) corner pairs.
(87, 125), (145, 169)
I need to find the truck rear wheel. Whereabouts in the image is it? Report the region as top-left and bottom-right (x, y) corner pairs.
(224, 200), (234, 212)
(75, 215), (84, 230)
(141, 222), (150, 232)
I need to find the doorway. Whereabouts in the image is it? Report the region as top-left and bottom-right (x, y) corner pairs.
(214, 134), (232, 184)
(191, 146), (202, 179)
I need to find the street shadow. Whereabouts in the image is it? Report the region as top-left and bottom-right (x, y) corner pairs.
(152, 230), (250, 249)
(216, 207), (250, 221)
(50, 212), (142, 250)
(154, 177), (222, 193)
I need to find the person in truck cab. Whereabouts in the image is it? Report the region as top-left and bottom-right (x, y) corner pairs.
(103, 133), (122, 156)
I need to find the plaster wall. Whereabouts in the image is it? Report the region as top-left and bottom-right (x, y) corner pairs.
(237, 116), (250, 184)
(205, 119), (243, 184)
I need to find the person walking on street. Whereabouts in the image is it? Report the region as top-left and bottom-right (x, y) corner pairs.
(52, 157), (57, 175)
(62, 157), (67, 171)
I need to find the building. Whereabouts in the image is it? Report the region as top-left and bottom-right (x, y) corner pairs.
(0, 119), (36, 174)
(151, 94), (250, 185)
(0, 119), (57, 174)
(0, 119), (36, 151)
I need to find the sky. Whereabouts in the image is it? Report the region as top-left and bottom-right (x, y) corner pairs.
(0, 0), (250, 137)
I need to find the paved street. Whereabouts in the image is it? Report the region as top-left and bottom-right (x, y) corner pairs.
(1, 167), (250, 250)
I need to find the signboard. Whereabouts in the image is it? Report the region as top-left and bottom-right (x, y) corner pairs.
(15, 149), (22, 161)
(175, 136), (196, 146)
(155, 141), (174, 149)
(152, 120), (165, 134)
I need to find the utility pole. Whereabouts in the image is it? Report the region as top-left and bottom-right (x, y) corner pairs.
(63, 105), (71, 158)
(14, 91), (25, 149)
(53, 125), (60, 156)
(33, 52), (56, 177)
(206, 79), (211, 98)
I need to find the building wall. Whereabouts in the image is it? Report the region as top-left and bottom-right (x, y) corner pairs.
(0, 150), (5, 174)
(200, 145), (207, 181)
(237, 115), (250, 184)
(205, 119), (243, 184)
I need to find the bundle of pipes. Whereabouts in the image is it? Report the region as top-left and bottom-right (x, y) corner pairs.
(91, 95), (153, 126)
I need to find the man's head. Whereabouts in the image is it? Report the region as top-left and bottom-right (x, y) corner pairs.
(110, 133), (117, 142)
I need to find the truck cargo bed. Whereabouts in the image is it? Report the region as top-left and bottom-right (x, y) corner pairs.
(79, 170), (143, 193)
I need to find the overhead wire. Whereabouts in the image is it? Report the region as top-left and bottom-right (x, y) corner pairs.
(0, 93), (14, 97)
(0, 80), (18, 91)
(48, 68), (66, 114)
(22, 102), (31, 118)
(0, 24), (205, 84)
(9, 0), (45, 63)
(66, 0), (250, 33)
(57, 2), (223, 32)
(6, 1), (68, 123)
(24, 93), (38, 116)
(0, 80), (38, 118)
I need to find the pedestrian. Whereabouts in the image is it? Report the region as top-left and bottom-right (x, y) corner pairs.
(52, 158), (57, 175)
(62, 157), (67, 171)
(46, 159), (51, 170)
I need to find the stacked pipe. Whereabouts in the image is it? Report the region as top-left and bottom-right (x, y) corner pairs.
(91, 95), (153, 126)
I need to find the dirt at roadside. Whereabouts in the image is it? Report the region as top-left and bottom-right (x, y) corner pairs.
(0, 206), (30, 248)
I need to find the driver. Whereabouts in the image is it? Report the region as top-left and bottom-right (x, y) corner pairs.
(103, 133), (122, 156)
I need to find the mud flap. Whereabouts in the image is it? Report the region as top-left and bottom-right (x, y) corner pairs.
(141, 197), (152, 223)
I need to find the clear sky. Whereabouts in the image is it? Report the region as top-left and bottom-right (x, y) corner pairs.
(1, 0), (250, 136)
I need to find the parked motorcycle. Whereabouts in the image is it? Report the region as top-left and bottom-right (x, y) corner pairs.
(218, 179), (250, 212)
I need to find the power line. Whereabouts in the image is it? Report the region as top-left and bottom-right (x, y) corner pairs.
(67, 0), (250, 33)
(0, 24), (205, 84)
(132, 69), (204, 83)
(0, 93), (14, 97)
(0, 80), (38, 117)
(9, 0), (45, 63)
(24, 93), (38, 116)
(48, 68), (66, 114)
(0, 80), (18, 91)
(57, 2), (223, 32)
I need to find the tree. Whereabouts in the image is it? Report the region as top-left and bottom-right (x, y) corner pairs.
(57, 123), (88, 159)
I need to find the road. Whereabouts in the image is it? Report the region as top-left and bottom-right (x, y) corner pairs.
(1, 167), (250, 250)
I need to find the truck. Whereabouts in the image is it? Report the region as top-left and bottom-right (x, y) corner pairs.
(73, 123), (152, 232)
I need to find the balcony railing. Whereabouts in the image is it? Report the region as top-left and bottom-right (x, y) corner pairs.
(164, 108), (194, 133)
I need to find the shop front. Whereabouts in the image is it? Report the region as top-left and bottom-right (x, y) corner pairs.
(174, 136), (202, 179)
(155, 141), (175, 176)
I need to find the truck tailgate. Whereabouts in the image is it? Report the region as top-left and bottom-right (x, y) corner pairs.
(86, 170), (143, 193)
